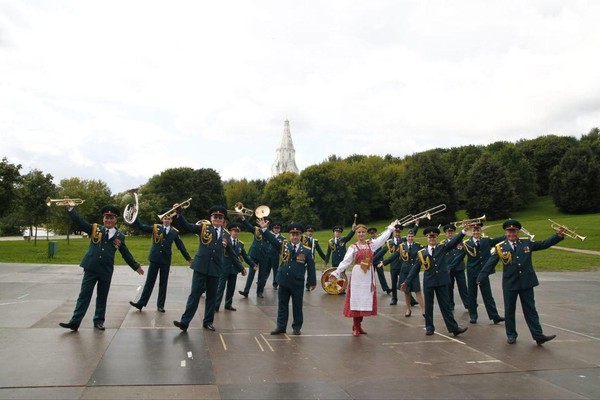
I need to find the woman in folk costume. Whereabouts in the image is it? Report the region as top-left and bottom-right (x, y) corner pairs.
(330, 220), (399, 336)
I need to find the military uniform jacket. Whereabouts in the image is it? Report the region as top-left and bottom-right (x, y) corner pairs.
(302, 235), (327, 262)
(240, 219), (271, 265)
(133, 217), (191, 265)
(464, 236), (505, 278)
(442, 238), (466, 272)
(177, 214), (242, 277)
(223, 239), (255, 275)
(262, 230), (317, 289)
(68, 209), (140, 281)
(406, 232), (465, 288)
(382, 241), (422, 273)
(325, 229), (355, 266)
(267, 232), (286, 264)
(478, 234), (563, 291)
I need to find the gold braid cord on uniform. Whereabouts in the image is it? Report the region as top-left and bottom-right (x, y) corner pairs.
(254, 227), (263, 241)
(280, 240), (291, 263)
(328, 239), (335, 250)
(494, 241), (512, 265)
(153, 224), (164, 244)
(198, 220), (213, 245)
(400, 243), (409, 261)
(464, 241), (477, 257)
(387, 241), (397, 253)
(91, 223), (102, 245)
(418, 249), (431, 270)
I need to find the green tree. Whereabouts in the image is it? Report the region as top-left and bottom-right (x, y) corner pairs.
(261, 172), (298, 224)
(0, 158), (22, 235)
(389, 151), (458, 226)
(464, 157), (517, 220)
(16, 170), (57, 244)
(286, 179), (320, 226)
(223, 178), (264, 211)
(518, 135), (578, 195)
(549, 144), (600, 214)
(442, 145), (483, 208)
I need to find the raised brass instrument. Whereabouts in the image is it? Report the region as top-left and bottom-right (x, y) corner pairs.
(46, 197), (85, 207)
(548, 219), (586, 241)
(255, 205), (270, 219)
(401, 204), (446, 226)
(123, 188), (139, 224)
(398, 214), (415, 226)
(452, 214), (486, 229)
(227, 202), (254, 217)
(158, 198), (192, 219)
(520, 225), (535, 240)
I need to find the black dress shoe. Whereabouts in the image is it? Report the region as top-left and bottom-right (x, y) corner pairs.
(257, 293), (264, 298)
(214, 307), (219, 312)
(507, 337), (517, 344)
(292, 330), (301, 335)
(59, 322), (79, 331)
(385, 289), (392, 295)
(273, 285), (278, 290)
(426, 329), (434, 336)
(94, 322), (105, 331)
(493, 316), (505, 324)
(390, 299), (398, 305)
(535, 334), (556, 346)
(452, 327), (468, 337)
(470, 319), (477, 324)
(225, 306), (237, 311)
(306, 287), (310, 291)
(203, 323), (215, 331)
(238, 290), (248, 298)
(270, 328), (286, 335)
(129, 301), (143, 311)
(410, 298), (418, 306)
(173, 320), (188, 332)
(157, 307), (165, 313)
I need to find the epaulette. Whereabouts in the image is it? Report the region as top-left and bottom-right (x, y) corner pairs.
(301, 244), (311, 251)
(238, 240), (245, 245)
(172, 227), (179, 232)
(491, 240), (506, 255)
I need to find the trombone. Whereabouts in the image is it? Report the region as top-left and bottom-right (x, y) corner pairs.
(123, 188), (139, 224)
(452, 214), (486, 229)
(548, 219), (587, 241)
(227, 202), (254, 217)
(158, 198), (192, 219)
(520, 226), (535, 240)
(46, 197), (85, 207)
(401, 204), (446, 226)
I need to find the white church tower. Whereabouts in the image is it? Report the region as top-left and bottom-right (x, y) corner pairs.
(271, 119), (299, 176)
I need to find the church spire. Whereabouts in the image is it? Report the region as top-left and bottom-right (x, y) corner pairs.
(272, 119), (299, 176)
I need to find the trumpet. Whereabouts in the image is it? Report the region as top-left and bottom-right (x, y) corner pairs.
(123, 188), (139, 224)
(158, 198), (192, 219)
(520, 225), (535, 240)
(548, 219), (586, 241)
(46, 197), (85, 207)
(402, 204), (446, 226)
(452, 215), (486, 229)
(227, 202), (254, 217)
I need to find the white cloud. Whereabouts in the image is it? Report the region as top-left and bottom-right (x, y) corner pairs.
(1, 0), (599, 193)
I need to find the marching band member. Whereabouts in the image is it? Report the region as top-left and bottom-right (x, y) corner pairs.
(330, 220), (399, 337)
(401, 226), (468, 337)
(380, 228), (424, 316)
(215, 222), (250, 312)
(303, 225), (327, 290)
(463, 222), (505, 324)
(267, 222), (285, 290)
(172, 205), (242, 332)
(238, 216), (272, 298)
(129, 208), (192, 313)
(59, 205), (144, 331)
(477, 219), (564, 345)
(258, 221), (316, 336)
(325, 224), (356, 269)
(442, 224), (469, 313)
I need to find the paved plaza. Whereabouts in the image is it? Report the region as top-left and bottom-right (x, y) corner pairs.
(0, 262), (599, 399)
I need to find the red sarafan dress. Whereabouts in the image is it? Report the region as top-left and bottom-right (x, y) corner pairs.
(342, 243), (378, 317)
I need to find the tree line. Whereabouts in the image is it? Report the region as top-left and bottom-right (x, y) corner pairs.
(1, 128), (599, 238)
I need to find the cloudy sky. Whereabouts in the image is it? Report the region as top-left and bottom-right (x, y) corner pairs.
(1, 1), (599, 193)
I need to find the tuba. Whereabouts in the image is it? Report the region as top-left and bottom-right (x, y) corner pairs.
(123, 188), (139, 224)
(321, 267), (348, 295)
(158, 198), (192, 219)
(46, 197), (85, 207)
